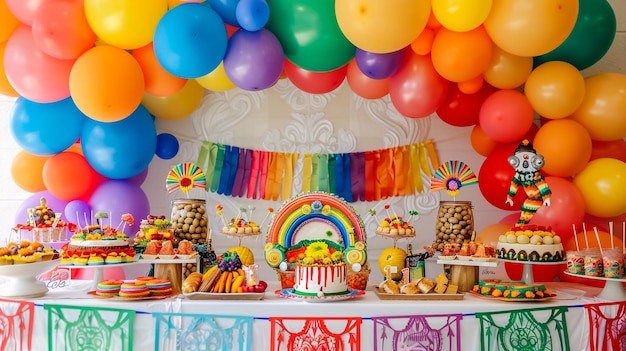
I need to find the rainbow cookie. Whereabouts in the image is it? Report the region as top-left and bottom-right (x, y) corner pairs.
(96, 279), (123, 297)
(119, 282), (150, 298)
(135, 276), (157, 285)
(146, 279), (173, 296)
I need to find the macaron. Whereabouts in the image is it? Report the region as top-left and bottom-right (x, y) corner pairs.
(119, 282), (150, 298)
(146, 279), (173, 296)
(96, 279), (123, 297)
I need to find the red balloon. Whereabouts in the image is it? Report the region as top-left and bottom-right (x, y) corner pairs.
(504, 262), (563, 282)
(437, 81), (498, 127)
(389, 51), (449, 118)
(478, 145), (526, 210)
(529, 176), (585, 240)
(479, 89), (534, 143)
(346, 59), (389, 99)
(42, 152), (98, 201)
(284, 60), (347, 94)
(590, 139), (626, 163)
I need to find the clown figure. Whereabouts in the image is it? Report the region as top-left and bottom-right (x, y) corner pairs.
(505, 139), (551, 226)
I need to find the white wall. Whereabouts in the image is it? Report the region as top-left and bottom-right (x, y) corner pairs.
(0, 1), (624, 283)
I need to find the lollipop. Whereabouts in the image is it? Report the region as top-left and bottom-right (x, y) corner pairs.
(430, 160), (478, 198)
(166, 162), (207, 193)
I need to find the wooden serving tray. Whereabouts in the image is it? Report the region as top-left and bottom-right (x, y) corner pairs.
(372, 286), (464, 300)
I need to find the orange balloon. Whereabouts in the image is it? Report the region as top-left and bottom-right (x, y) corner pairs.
(10, 150), (48, 193)
(346, 59), (389, 99)
(70, 45), (145, 122)
(458, 75), (484, 94)
(132, 43), (186, 97)
(431, 26), (493, 83)
(483, 45), (533, 89)
(43, 152), (97, 201)
(563, 231), (623, 253)
(471, 125), (500, 157)
(476, 223), (511, 245)
(570, 73), (626, 141)
(410, 27), (436, 56)
(483, 0), (578, 57)
(0, 0), (20, 43)
(533, 119), (592, 177)
(524, 61), (585, 119)
(0, 41), (18, 97)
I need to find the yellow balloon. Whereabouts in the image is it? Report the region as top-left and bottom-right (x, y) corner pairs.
(0, 41), (18, 97)
(573, 158), (626, 218)
(195, 62), (236, 92)
(432, 0), (492, 32)
(335, 0), (431, 54)
(483, 45), (533, 89)
(524, 61), (585, 119)
(570, 73), (626, 141)
(483, 0), (578, 57)
(85, 0), (169, 50)
(142, 79), (205, 120)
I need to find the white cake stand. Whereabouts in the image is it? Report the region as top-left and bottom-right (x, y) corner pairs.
(0, 259), (60, 298)
(563, 272), (626, 301)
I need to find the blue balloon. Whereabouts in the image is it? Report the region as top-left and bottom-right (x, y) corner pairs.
(154, 3), (228, 78)
(81, 105), (156, 179)
(10, 97), (85, 156)
(236, 0), (269, 32)
(89, 180), (150, 235)
(224, 28), (284, 91)
(355, 48), (405, 80)
(14, 191), (69, 225)
(156, 133), (179, 159)
(208, 0), (240, 26)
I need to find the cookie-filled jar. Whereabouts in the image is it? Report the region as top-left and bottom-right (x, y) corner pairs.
(433, 201), (474, 251)
(170, 199), (209, 245)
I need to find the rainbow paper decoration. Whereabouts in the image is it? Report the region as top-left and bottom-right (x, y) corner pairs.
(429, 160), (478, 197)
(166, 162), (207, 193)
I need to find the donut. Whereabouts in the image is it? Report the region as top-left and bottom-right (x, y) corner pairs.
(135, 276), (157, 285)
(118, 282), (150, 298)
(146, 279), (173, 295)
(96, 279), (123, 297)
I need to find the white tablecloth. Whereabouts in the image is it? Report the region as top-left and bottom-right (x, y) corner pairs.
(3, 280), (613, 350)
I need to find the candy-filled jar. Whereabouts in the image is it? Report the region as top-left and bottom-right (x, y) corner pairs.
(170, 199), (208, 245)
(433, 201), (474, 251)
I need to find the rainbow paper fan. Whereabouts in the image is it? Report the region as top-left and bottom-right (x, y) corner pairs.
(166, 162), (206, 193)
(429, 160), (478, 197)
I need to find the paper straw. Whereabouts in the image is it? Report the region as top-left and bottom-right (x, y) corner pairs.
(583, 223), (589, 249)
(609, 221), (614, 248)
(593, 227), (604, 257)
(572, 223), (580, 252)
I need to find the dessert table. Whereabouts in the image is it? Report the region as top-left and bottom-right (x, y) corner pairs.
(1, 278), (619, 351)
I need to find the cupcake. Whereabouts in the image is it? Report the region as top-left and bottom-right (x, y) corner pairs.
(0, 248), (13, 265)
(87, 254), (105, 265)
(105, 253), (122, 264)
(13, 247), (41, 264)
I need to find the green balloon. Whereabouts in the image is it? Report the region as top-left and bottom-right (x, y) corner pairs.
(266, 0), (355, 72)
(534, 0), (616, 70)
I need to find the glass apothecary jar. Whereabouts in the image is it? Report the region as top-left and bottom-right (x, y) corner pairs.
(170, 199), (208, 245)
(433, 201), (474, 251)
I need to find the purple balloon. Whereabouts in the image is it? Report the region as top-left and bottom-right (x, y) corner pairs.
(14, 191), (69, 225)
(64, 200), (91, 226)
(88, 180), (150, 236)
(355, 48), (406, 80)
(128, 167), (149, 186)
(224, 28), (284, 91)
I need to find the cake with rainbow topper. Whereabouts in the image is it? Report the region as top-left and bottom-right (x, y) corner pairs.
(265, 192), (368, 296)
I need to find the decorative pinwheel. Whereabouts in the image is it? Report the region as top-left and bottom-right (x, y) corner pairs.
(430, 160), (478, 197)
(166, 162), (206, 194)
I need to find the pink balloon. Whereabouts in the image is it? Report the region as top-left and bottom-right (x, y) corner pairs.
(5, 0), (48, 26)
(525, 176), (585, 240)
(389, 51), (449, 118)
(4, 25), (73, 102)
(479, 89), (534, 143)
(32, 1), (96, 59)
